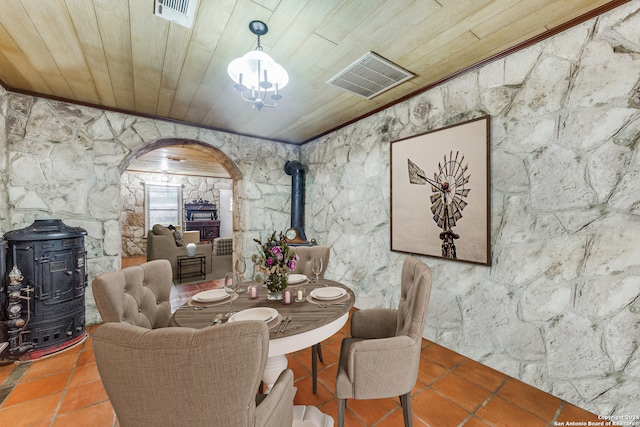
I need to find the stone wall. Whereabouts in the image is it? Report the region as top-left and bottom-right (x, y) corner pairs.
(119, 170), (232, 256)
(0, 90), (298, 326)
(0, 87), (9, 231)
(300, 3), (640, 415)
(1, 1), (639, 416)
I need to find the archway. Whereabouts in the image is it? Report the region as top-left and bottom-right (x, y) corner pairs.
(119, 138), (243, 179)
(118, 138), (245, 269)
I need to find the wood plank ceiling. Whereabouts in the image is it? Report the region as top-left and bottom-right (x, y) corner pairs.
(0, 0), (628, 176)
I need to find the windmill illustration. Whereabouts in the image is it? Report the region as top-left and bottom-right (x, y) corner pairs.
(407, 151), (470, 258)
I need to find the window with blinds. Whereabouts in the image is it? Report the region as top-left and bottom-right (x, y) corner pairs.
(145, 183), (182, 229)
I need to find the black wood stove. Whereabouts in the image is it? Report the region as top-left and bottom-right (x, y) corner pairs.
(1, 219), (87, 360)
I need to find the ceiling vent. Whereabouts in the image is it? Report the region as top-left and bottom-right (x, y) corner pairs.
(327, 52), (415, 99)
(154, 0), (197, 28)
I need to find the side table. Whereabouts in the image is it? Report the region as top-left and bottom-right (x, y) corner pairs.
(177, 254), (206, 283)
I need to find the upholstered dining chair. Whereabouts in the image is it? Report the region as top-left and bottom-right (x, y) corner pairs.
(335, 257), (433, 427)
(92, 259), (172, 329)
(93, 321), (294, 427)
(292, 245), (330, 394)
(292, 245), (329, 278)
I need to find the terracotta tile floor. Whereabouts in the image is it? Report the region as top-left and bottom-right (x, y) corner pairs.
(0, 260), (603, 426)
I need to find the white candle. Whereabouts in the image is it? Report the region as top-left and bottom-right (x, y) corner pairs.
(297, 290), (303, 301)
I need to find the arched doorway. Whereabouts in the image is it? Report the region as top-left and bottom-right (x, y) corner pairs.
(118, 138), (245, 268)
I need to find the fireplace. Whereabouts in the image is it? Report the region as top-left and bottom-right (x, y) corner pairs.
(1, 219), (88, 360)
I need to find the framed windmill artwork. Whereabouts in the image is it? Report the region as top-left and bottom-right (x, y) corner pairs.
(390, 116), (491, 266)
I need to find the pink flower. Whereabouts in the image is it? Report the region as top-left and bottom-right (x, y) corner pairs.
(253, 232), (300, 288)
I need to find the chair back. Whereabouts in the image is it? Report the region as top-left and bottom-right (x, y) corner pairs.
(292, 245), (330, 278)
(92, 259), (172, 329)
(93, 321), (270, 427)
(395, 257), (433, 341)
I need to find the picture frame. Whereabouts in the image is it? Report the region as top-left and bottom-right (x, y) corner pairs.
(390, 116), (491, 265)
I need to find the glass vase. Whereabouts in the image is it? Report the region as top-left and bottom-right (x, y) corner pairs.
(266, 273), (288, 300)
(267, 290), (283, 300)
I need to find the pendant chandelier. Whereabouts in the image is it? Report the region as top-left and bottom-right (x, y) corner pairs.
(227, 21), (289, 111)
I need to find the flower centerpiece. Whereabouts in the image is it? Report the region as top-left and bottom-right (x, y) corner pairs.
(252, 231), (299, 299)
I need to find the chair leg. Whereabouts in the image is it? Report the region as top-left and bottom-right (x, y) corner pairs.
(311, 343), (324, 394)
(312, 344), (319, 394)
(400, 392), (412, 427)
(338, 399), (346, 427)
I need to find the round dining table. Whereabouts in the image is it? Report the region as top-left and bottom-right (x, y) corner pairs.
(170, 278), (355, 391)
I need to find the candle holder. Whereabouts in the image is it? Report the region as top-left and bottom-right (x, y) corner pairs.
(248, 284), (259, 300)
(282, 289), (293, 305)
(294, 287), (306, 303)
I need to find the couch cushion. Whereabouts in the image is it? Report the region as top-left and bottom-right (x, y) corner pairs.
(182, 231), (200, 245)
(152, 224), (173, 238)
(152, 224), (178, 246)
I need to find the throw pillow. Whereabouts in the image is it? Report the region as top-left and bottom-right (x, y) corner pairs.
(173, 229), (185, 246)
(152, 224), (175, 242)
(152, 224), (167, 235)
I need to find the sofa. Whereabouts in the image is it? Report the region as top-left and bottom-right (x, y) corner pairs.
(146, 224), (213, 280)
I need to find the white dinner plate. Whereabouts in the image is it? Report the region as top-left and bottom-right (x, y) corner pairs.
(192, 289), (229, 303)
(287, 274), (307, 285)
(310, 287), (346, 301)
(228, 307), (279, 323)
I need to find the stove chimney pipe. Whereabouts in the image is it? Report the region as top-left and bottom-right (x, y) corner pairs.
(284, 160), (308, 243)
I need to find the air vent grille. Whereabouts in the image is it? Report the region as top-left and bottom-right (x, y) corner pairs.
(327, 52), (414, 99)
(155, 0), (197, 28)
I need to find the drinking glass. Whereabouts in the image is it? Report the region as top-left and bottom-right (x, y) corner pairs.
(311, 257), (323, 283)
(224, 272), (239, 317)
(235, 257), (247, 293)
